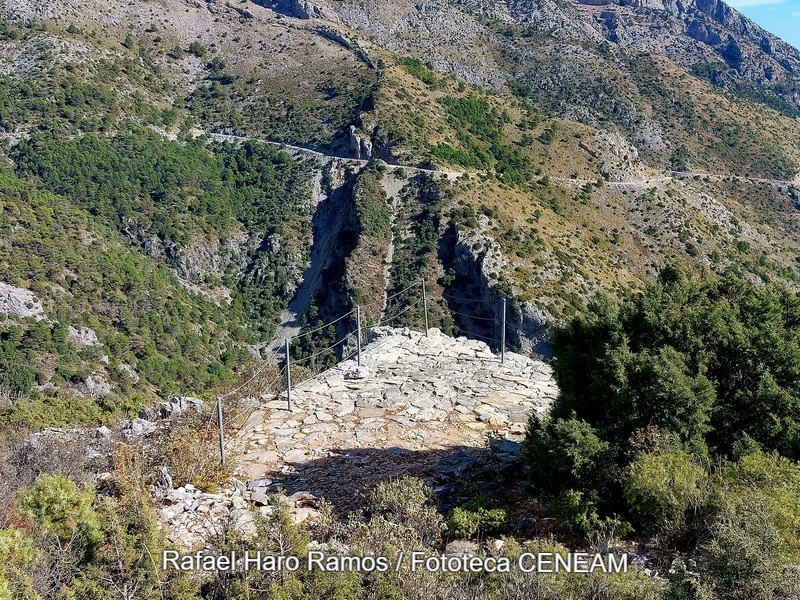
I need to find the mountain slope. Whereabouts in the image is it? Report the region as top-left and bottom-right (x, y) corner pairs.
(1, 0), (800, 415)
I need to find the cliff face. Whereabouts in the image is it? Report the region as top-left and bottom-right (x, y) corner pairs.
(578, 0), (800, 87)
(338, 0), (799, 112)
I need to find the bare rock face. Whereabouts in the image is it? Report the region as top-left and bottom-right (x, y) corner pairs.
(336, 0), (799, 111)
(260, 0), (339, 21)
(449, 228), (552, 357)
(81, 375), (112, 397)
(349, 126), (373, 159)
(0, 281), (45, 320)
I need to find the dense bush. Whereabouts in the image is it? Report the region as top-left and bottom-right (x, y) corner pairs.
(524, 264), (800, 597)
(624, 450), (709, 537)
(546, 264), (800, 466)
(3, 471), (198, 600)
(448, 502), (508, 539)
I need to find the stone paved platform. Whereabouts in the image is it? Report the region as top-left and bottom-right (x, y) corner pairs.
(231, 328), (557, 506)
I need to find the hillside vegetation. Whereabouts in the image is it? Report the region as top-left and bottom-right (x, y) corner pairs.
(0, 168), (238, 425)
(2, 0), (800, 596)
(524, 264), (800, 598)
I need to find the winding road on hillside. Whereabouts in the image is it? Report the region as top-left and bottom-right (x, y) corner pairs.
(209, 132), (799, 360)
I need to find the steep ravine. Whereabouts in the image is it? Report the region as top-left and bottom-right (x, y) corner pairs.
(263, 161), (363, 358)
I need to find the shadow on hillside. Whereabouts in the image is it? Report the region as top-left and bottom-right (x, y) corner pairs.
(259, 443), (523, 517)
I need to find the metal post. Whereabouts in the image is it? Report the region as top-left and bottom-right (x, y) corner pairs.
(285, 338), (292, 412)
(217, 397), (226, 465)
(501, 299), (507, 364)
(356, 305), (362, 367)
(421, 278), (429, 336)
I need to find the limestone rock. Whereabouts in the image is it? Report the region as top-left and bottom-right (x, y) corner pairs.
(260, 0), (339, 22)
(67, 326), (100, 347)
(81, 375), (112, 397)
(118, 363), (140, 384)
(446, 540), (479, 555)
(123, 417), (157, 438)
(0, 281), (45, 320)
(158, 396), (203, 419)
(349, 126), (372, 159)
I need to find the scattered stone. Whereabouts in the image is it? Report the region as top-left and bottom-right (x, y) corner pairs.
(230, 477), (247, 497)
(437, 450), (481, 479)
(159, 396), (203, 419)
(344, 366), (371, 380)
(123, 418), (156, 439)
(446, 540), (480, 555)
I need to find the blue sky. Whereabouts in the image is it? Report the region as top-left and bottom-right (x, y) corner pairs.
(726, 0), (800, 50)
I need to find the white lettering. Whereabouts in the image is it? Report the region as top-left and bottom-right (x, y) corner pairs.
(608, 553), (628, 573)
(162, 550), (180, 570)
(518, 553), (536, 572)
(573, 553), (589, 573)
(537, 553), (553, 573)
(307, 551), (325, 570)
(411, 552), (426, 572)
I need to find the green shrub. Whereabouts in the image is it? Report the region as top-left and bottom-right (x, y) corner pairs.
(365, 477), (445, 548)
(624, 450), (709, 536)
(548, 489), (602, 535)
(448, 502), (508, 539)
(397, 57), (439, 87)
(187, 40), (207, 57)
(0, 526), (42, 600)
(0, 360), (36, 394)
(17, 474), (102, 557)
(523, 415), (618, 507)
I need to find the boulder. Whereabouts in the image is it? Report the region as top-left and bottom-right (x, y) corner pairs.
(446, 540), (479, 555)
(67, 326), (100, 347)
(0, 282), (45, 320)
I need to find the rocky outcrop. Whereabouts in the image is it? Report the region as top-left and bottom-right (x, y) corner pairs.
(579, 0), (800, 101)
(67, 326), (99, 347)
(258, 0), (339, 21)
(447, 227), (552, 357)
(349, 125), (373, 159)
(593, 130), (650, 183)
(0, 281), (45, 320)
(80, 375), (112, 397)
(158, 396), (203, 419)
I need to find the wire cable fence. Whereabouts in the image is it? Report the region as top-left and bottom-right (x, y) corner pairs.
(212, 278), (510, 464)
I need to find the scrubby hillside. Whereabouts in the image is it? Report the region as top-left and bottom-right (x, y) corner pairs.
(0, 0), (799, 408)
